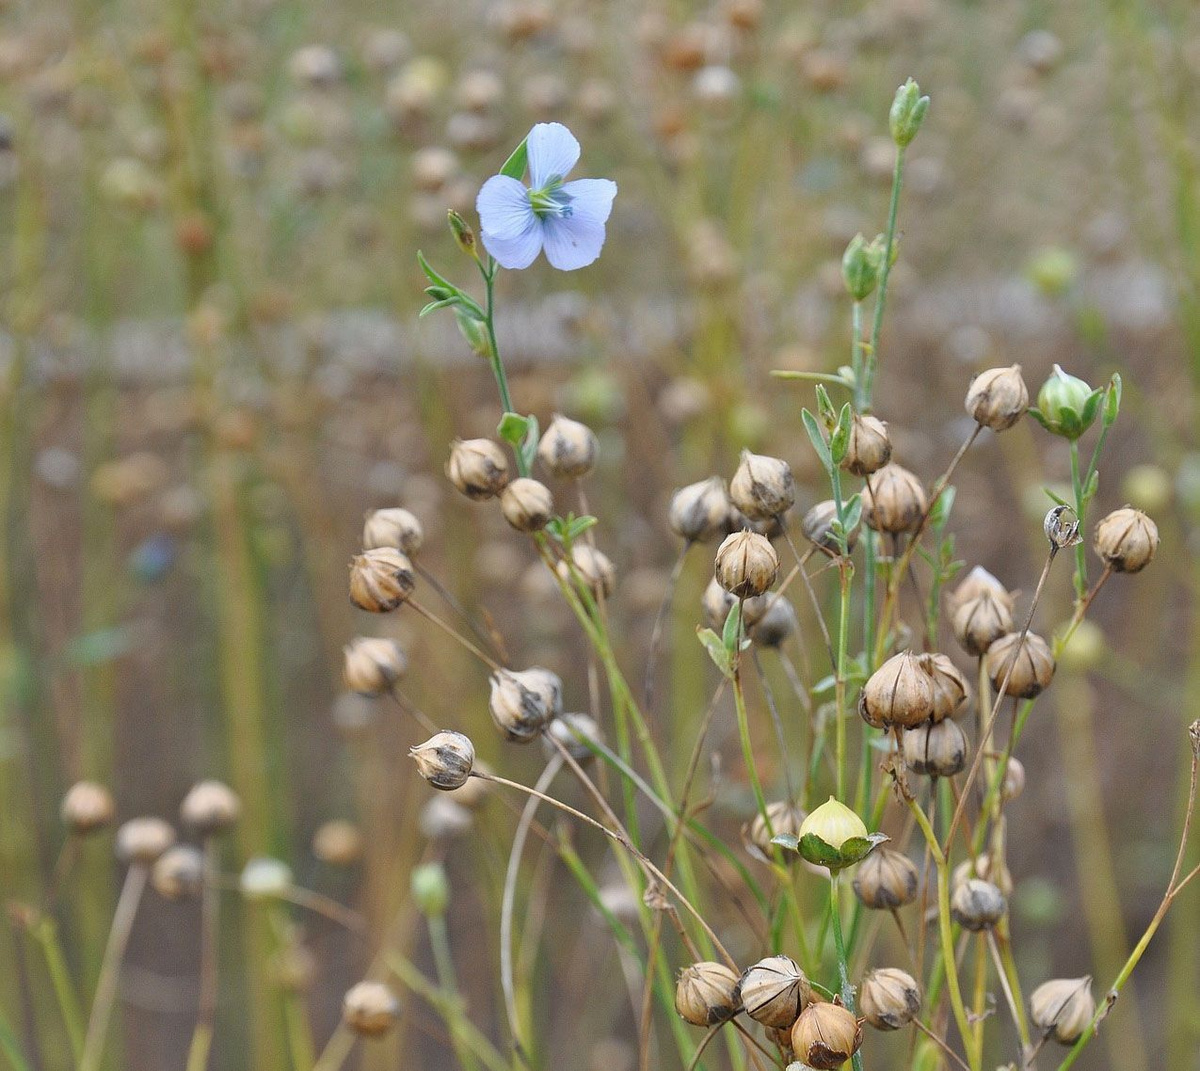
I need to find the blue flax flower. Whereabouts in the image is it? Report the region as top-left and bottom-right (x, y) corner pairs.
(476, 122), (617, 271)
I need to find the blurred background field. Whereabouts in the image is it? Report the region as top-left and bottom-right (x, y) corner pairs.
(0, 0), (1198, 1068)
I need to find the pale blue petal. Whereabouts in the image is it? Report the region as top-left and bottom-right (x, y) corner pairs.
(481, 215), (544, 270)
(541, 179), (617, 271)
(476, 175), (535, 239)
(527, 123), (580, 189)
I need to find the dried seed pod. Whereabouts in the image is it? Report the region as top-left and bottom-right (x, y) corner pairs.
(950, 566), (1014, 609)
(862, 463), (927, 534)
(859, 651), (936, 730)
(557, 544), (616, 598)
(1093, 507), (1159, 573)
(860, 968), (921, 1030)
(349, 547), (415, 612)
(742, 800), (806, 860)
(669, 477), (731, 543)
(409, 731), (475, 788)
(499, 477), (554, 532)
(61, 781), (115, 835)
(543, 712), (604, 762)
(952, 852), (1014, 899)
(801, 499), (859, 556)
(446, 438), (509, 499)
(1044, 504), (1083, 550)
(180, 780), (242, 835)
(749, 595), (797, 648)
(1029, 976), (1095, 1045)
(842, 414), (892, 476)
(853, 848), (920, 909)
(737, 955), (809, 1029)
(730, 450), (794, 520)
(312, 820), (364, 866)
(675, 962), (741, 1026)
(715, 530), (778, 598)
(1001, 757), (1026, 801)
(361, 507), (424, 555)
(701, 577), (768, 631)
(152, 845), (205, 900)
(240, 856), (294, 899)
(985, 632), (1055, 698)
(950, 877), (1007, 931)
(951, 590), (1014, 657)
(116, 817), (176, 865)
(919, 653), (971, 721)
(537, 414), (597, 479)
(343, 981), (400, 1037)
(488, 668), (562, 742)
(902, 719), (968, 777)
(965, 365), (1029, 432)
(790, 1001), (863, 1070)
(343, 636), (408, 695)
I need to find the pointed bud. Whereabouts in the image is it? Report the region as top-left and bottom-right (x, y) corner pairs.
(362, 507), (424, 555)
(715, 530), (778, 598)
(842, 414), (892, 477)
(1093, 507), (1158, 573)
(409, 731), (475, 788)
(446, 438), (510, 499)
(859, 651), (936, 730)
(951, 590), (1014, 656)
(1030, 365), (1100, 440)
(730, 450), (794, 520)
(966, 365), (1029, 432)
(447, 209), (478, 259)
(889, 78), (929, 147)
(537, 414), (597, 479)
(842, 233), (883, 301)
(349, 547), (415, 612)
(1030, 977), (1095, 1045)
(675, 962), (741, 1026)
(794, 797), (882, 870)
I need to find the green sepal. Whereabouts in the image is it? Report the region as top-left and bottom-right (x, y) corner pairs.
(722, 602), (743, 657)
(929, 485), (956, 533)
(498, 411), (539, 472)
(698, 627), (733, 680)
(829, 403), (853, 465)
(1103, 373), (1122, 427)
(796, 830), (889, 870)
(802, 408), (833, 475)
(499, 138), (529, 180)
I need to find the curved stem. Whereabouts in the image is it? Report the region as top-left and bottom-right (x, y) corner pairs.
(185, 837), (221, 1071)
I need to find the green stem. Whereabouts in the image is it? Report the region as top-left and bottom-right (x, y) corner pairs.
(863, 145), (908, 409)
(829, 872), (864, 1071)
(1068, 441), (1087, 598)
(834, 561), (854, 801)
(30, 919), (85, 1063)
(428, 914), (479, 1071)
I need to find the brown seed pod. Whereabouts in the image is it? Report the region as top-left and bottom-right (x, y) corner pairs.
(409, 731), (475, 789)
(951, 590), (1015, 657)
(715, 530), (778, 598)
(749, 595), (798, 648)
(342, 637), (408, 695)
(669, 477), (731, 543)
(742, 800), (806, 861)
(950, 565), (1013, 608)
(1029, 976), (1095, 1045)
(842, 414), (892, 477)
(790, 1001), (863, 1070)
(61, 781), (115, 835)
(950, 877), (1007, 931)
(361, 507), (424, 555)
(675, 962), (741, 1026)
(853, 848), (920, 909)
(537, 414), (597, 479)
(343, 981), (400, 1037)
(985, 631), (1055, 698)
(1001, 756), (1026, 801)
(919, 652), (971, 722)
(488, 668), (562, 742)
(736, 955), (809, 1029)
(180, 780), (241, 835)
(557, 544), (616, 598)
(499, 477), (554, 532)
(801, 499), (861, 556)
(730, 450), (794, 520)
(952, 852), (1014, 899)
(859, 650), (936, 730)
(446, 438), (509, 500)
(862, 463), (927, 534)
(965, 364), (1029, 432)
(701, 577), (769, 632)
(1093, 507), (1159, 573)
(860, 968), (921, 1030)
(115, 817), (176, 865)
(902, 719), (969, 777)
(543, 712), (604, 762)
(349, 548), (415, 612)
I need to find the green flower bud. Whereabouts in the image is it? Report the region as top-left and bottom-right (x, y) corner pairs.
(447, 209), (479, 261)
(1029, 365), (1101, 440)
(889, 78), (929, 147)
(777, 797), (886, 871)
(841, 234), (883, 301)
(411, 862), (449, 917)
(1026, 246), (1078, 296)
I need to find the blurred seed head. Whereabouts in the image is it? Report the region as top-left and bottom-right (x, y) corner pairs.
(180, 780), (241, 835)
(860, 968), (921, 1030)
(950, 877), (1007, 931)
(343, 981), (400, 1037)
(544, 712), (604, 762)
(500, 477), (554, 532)
(410, 730), (476, 787)
(240, 857), (294, 899)
(743, 800), (806, 861)
(558, 544), (616, 599)
(802, 499), (860, 557)
(538, 415), (598, 479)
(411, 862), (450, 917)
(675, 961), (741, 1026)
(361, 29), (411, 75)
(952, 852), (1014, 899)
(749, 595), (798, 648)
(288, 46), (342, 88)
(61, 781), (115, 835)
(349, 547), (415, 612)
(362, 507), (424, 556)
(1030, 977), (1094, 1045)
(456, 69), (504, 112)
(332, 692), (377, 737)
(116, 817), (176, 865)
(312, 820), (364, 866)
(853, 847), (920, 909)
(730, 450), (794, 521)
(902, 719), (968, 776)
(489, 668), (562, 742)
(985, 631), (1055, 698)
(447, 438), (510, 500)
(151, 845), (205, 900)
(669, 477), (731, 543)
(419, 795), (474, 839)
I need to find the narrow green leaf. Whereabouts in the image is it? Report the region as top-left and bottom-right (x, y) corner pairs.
(698, 627), (733, 679)
(721, 602), (743, 656)
(842, 493), (863, 537)
(801, 409), (833, 475)
(1103, 372), (1122, 427)
(929, 485), (956, 532)
(829, 402), (852, 465)
(499, 138), (529, 180)
(815, 384), (837, 426)
(417, 250), (456, 290)
(1043, 486), (1069, 507)
(567, 515), (597, 540)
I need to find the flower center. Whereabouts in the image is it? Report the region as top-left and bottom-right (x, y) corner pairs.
(528, 178), (573, 220)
